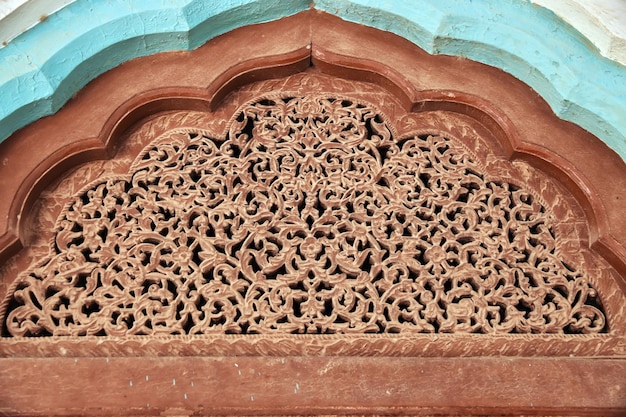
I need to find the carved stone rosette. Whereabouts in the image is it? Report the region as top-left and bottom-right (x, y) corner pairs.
(0, 90), (611, 344)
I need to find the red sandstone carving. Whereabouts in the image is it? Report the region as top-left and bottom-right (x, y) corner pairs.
(1, 95), (607, 337)
(0, 12), (624, 416)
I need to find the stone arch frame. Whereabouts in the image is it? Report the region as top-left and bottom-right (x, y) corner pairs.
(1, 1), (625, 158)
(0, 10), (624, 416)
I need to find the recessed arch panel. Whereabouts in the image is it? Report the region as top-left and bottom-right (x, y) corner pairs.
(0, 12), (624, 416)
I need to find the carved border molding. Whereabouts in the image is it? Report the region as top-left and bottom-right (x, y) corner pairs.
(1, 333), (621, 358)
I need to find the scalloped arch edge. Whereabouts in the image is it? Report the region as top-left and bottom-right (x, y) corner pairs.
(0, 0), (624, 160)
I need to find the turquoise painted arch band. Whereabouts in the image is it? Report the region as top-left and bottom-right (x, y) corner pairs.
(0, 0), (625, 159)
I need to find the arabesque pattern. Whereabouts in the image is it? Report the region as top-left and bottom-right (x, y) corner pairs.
(2, 96), (606, 336)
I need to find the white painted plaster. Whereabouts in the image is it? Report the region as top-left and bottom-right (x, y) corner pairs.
(0, 0), (28, 19)
(0, 0), (74, 45)
(533, 0), (626, 64)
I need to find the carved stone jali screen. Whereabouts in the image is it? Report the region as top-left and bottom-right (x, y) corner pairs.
(2, 77), (621, 353)
(0, 12), (625, 417)
(1, 90), (612, 340)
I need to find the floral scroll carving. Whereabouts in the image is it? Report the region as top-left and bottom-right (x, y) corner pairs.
(1, 96), (607, 337)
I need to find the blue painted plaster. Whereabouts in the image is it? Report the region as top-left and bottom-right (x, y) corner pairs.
(0, 0), (310, 143)
(0, 0), (625, 160)
(314, 0), (626, 158)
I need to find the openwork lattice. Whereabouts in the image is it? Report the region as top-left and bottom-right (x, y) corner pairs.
(1, 96), (606, 336)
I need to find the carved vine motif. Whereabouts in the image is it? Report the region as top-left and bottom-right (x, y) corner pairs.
(2, 96), (606, 337)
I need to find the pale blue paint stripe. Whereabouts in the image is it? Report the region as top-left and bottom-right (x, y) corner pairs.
(0, 0), (625, 161)
(315, 0), (626, 160)
(0, 0), (310, 143)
